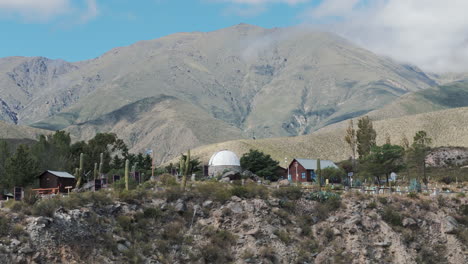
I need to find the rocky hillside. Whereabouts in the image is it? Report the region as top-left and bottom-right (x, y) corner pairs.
(0, 183), (467, 263)
(0, 24), (439, 161)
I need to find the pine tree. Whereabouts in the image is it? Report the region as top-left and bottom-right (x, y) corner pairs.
(5, 145), (38, 188)
(0, 140), (10, 188)
(411, 131), (432, 185)
(356, 116), (377, 158)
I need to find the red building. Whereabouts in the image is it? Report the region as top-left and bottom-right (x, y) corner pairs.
(286, 159), (338, 182)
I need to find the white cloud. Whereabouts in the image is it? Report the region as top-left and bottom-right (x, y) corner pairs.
(0, 0), (98, 23)
(305, 0), (468, 72)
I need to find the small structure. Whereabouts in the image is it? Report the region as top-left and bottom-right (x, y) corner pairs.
(35, 170), (76, 194)
(208, 150), (242, 177)
(287, 158), (338, 182)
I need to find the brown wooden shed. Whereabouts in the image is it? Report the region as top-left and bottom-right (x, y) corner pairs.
(38, 171), (76, 193)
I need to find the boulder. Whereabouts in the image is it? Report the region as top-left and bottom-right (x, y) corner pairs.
(202, 200), (213, 208)
(175, 199), (187, 213)
(221, 171), (242, 181)
(278, 179), (290, 186)
(402, 218), (417, 227)
(443, 216), (459, 234)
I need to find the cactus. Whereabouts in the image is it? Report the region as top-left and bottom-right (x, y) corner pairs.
(179, 150), (192, 191)
(316, 159), (322, 189)
(98, 153), (104, 178)
(76, 153), (84, 188)
(94, 163), (98, 180)
(125, 159), (130, 191)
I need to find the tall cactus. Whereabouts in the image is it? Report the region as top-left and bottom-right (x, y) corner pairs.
(125, 159), (130, 191)
(76, 153), (84, 188)
(98, 153), (104, 178)
(316, 159), (322, 190)
(179, 150), (192, 191)
(94, 163), (98, 180)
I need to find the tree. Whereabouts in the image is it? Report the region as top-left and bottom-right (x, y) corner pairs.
(240, 149), (279, 181)
(361, 144), (404, 185)
(316, 159), (322, 189)
(0, 140), (10, 188)
(5, 145), (38, 188)
(321, 167), (345, 184)
(344, 119), (357, 168)
(410, 131), (432, 185)
(356, 116), (377, 158)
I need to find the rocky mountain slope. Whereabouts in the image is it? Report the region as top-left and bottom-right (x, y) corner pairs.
(184, 106), (468, 165)
(0, 24), (438, 162)
(0, 120), (49, 141)
(0, 184), (466, 263)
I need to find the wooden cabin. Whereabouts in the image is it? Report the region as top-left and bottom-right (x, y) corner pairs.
(36, 170), (76, 194)
(286, 159), (338, 183)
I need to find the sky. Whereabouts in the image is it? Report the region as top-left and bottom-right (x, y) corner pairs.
(1, 0), (468, 72)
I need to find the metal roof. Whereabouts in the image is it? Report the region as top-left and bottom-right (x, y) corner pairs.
(46, 170), (75, 179)
(294, 159), (338, 170)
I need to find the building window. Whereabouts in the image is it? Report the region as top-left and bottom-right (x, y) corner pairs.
(301, 172), (306, 179)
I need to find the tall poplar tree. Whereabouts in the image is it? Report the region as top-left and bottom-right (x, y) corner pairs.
(344, 119), (357, 168)
(356, 116), (377, 158)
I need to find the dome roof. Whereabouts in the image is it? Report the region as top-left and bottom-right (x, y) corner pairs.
(209, 150), (241, 166)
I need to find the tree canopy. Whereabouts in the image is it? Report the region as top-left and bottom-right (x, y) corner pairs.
(240, 149), (279, 181)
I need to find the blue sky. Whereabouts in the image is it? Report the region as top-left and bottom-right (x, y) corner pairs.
(0, 0), (318, 61)
(1, 0), (467, 72)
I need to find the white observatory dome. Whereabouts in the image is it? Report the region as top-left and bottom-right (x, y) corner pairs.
(208, 150), (240, 166)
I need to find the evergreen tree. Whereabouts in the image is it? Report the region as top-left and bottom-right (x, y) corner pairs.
(0, 140), (10, 188)
(5, 145), (38, 188)
(356, 116), (377, 158)
(361, 144), (404, 185)
(240, 149), (279, 181)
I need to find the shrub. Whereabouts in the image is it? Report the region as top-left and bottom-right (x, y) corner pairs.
(0, 215), (9, 236)
(381, 206), (402, 226)
(306, 191), (340, 203)
(194, 182), (231, 203)
(4, 200), (24, 213)
(377, 196), (388, 205)
(32, 198), (61, 217)
(274, 229), (291, 244)
(407, 192), (419, 199)
(117, 215), (133, 231)
(231, 183), (268, 199)
(159, 173), (179, 186)
(113, 177), (138, 191)
(368, 201), (377, 209)
(273, 186), (302, 200)
(11, 224), (25, 237)
(456, 228), (468, 244)
(143, 207), (161, 219)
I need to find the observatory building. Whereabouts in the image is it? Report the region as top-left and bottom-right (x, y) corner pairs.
(208, 150), (242, 176)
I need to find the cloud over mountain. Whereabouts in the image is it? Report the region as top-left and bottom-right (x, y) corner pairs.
(306, 0), (468, 72)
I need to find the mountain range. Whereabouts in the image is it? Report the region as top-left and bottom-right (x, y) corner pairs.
(1, 24), (467, 164)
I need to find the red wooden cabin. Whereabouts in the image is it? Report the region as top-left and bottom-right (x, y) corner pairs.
(286, 159), (338, 182)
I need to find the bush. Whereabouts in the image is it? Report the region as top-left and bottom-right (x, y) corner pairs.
(409, 179), (422, 193)
(306, 191), (340, 203)
(117, 215), (133, 231)
(159, 173), (178, 186)
(113, 177), (138, 191)
(381, 206), (402, 226)
(230, 183), (268, 199)
(273, 186), (302, 200)
(274, 229), (291, 244)
(32, 198), (62, 217)
(143, 207), (161, 219)
(0, 215), (9, 236)
(194, 182), (231, 203)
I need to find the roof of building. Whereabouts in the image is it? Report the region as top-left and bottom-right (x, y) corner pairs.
(209, 150), (241, 166)
(293, 159), (338, 170)
(42, 170), (75, 179)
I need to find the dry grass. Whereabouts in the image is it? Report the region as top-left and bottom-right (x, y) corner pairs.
(171, 107), (468, 165)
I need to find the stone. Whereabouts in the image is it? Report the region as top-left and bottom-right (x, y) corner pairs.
(117, 243), (128, 252)
(443, 216), (459, 234)
(20, 246), (34, 254)
(402, 218), (417, 227)
(374, 241), (392, 247)
(221, 171), (242, 181)
(10, 239), (21, 247)
(219, 177), (230, 183)
(245, 228), (260, 236)
(333, 228), (342, 236)
(175, 199), (187, 213)
(278, 179), (290, 186)
(202, 200), (213, 208)
(227, 202), (243, 214)
(269, 199), (280, 207)
(231, 196), (242, 202)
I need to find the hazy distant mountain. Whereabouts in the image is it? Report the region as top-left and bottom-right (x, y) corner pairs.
(0, 24), (443, 162)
